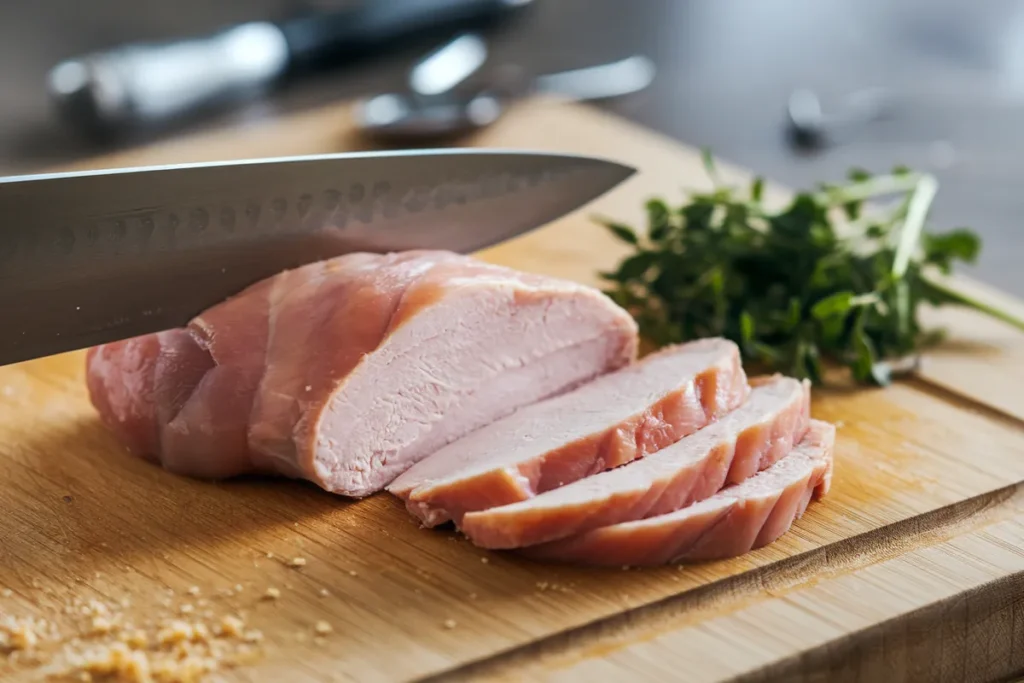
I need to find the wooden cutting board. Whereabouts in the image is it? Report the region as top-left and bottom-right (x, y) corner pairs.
(2, 98), (1024, 683)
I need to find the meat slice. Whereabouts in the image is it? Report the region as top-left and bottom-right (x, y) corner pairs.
(523, 420), (835, 566)
(87, 250), (640, 496)
(459, 374), (810, 549)
(388, 338), (750, 527)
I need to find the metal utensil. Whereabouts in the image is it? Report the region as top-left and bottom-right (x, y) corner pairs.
(408, 33), (489, 97)
(0, 149), (634, 365)
(46, 0), (532, 140)
(354, 55), (656, 141)
(785, 87), (894, 150)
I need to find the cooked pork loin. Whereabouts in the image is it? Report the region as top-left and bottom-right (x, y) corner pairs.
(388, 338), (750, 527)
(86, 250), (639, 497)
(459, 374), (810, 549)
(523, 420), (835, 566)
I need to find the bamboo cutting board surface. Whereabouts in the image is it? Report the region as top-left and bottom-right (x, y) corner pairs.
(2, 98), (1024, 683)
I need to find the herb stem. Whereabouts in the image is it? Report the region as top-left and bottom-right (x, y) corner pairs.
(815, 173), (922, 206)
(921, 276), (1024, 333)
(892, 174), (939, 278)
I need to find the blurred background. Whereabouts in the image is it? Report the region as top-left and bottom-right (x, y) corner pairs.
(2, 0), (1023, 295)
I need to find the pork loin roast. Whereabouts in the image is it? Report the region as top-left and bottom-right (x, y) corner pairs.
(86, 250), (639, 496)
(459, 374), (810, 549)
(523, 420), (835, 566)
(388, 338), (750, 527)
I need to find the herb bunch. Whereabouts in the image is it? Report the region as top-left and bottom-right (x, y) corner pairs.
(598, 153), (1024, 386)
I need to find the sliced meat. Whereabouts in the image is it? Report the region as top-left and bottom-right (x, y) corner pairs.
(388, 338), (750, 527)
(522, 420), (834, 566)
(87, 250), (639, 496)
(459, 374), (810, 549)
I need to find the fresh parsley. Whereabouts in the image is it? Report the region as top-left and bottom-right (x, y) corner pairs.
(598, 153), (1024, 386)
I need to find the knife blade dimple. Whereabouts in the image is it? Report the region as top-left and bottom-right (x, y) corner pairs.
(0, 149), (635, 365)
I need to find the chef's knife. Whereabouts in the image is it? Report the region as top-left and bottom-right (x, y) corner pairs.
(0, 149), (634, 366)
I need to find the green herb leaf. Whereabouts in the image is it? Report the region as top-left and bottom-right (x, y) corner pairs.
(701, 148), (718, 183)
(751, 177), (764, 202)
(923, 228), (981, 272)
(646, 199), (672, 242)
(602, 221), (639, 245)
(811, 291), (854, 320)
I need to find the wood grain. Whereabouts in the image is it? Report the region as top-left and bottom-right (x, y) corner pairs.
(1, 98), (1023, 682)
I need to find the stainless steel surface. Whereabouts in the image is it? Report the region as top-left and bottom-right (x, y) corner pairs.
(0, 149), (635, 365)
(354, 54), (656, 141)
(408, 33), (489, 96)
(785, 87), (894, 150)
(533, 56), (655, 101)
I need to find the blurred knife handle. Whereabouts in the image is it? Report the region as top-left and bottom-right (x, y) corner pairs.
(46, 0), (532, 140)
(47, 22), (289, 139)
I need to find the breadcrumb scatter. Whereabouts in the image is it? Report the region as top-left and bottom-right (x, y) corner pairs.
(314, 621), (332, 636)
(90, 617), (113, 635)
(1, 615), (42, 650)
(4, 575), (278, 681)
(120, 630), (148, 649)
(288, 557), (306, 568)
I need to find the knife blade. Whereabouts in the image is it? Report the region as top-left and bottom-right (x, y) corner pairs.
(0, 149), (634, 366)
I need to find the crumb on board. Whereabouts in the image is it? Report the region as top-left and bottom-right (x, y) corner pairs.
(2, 579), (279, 681)
(89, 617), (113, 635)
(265, 552), (274, 559)
(1, 615), (42, 650)
(119, 630), (148, 649)
(262, 587), (281, 601)
(348, 570), (358, 577)
(1, 588), (12, 598)
(313, 621), (332, 636)
(480, 557), (489, 564)
(318, 589), (330, 598)
(233, 584), (243, 593)
(443, 619), (457, 630)
(288, 557), (307, 568)
(218, 616), (244, 638)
